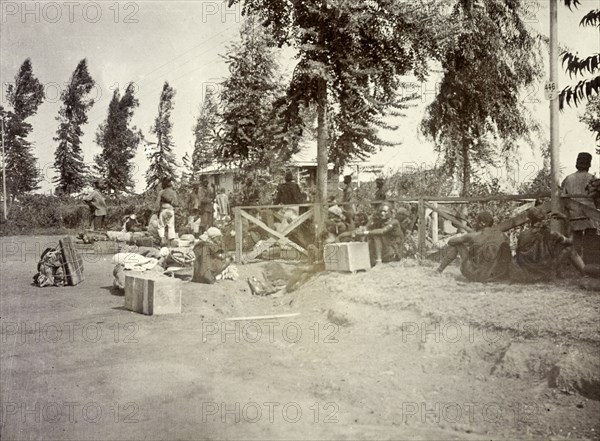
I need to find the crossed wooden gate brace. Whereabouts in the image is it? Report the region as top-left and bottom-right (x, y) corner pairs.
(233, 205), (315, 263)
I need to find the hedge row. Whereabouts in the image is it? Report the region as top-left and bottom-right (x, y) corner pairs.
(0, 194), (157, 236)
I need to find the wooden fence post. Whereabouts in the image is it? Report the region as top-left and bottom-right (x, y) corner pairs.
(418, 198), (426, 257)
(314, 202), (323, 240)
(431, 202), (438, 245)
(234, 207), (243, 264)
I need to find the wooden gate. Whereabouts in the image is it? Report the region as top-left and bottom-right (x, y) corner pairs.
(233, 204), (316, 263)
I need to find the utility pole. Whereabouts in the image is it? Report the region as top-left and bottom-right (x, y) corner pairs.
(1, 117), (6, 221)
(549, 0), (561, 231)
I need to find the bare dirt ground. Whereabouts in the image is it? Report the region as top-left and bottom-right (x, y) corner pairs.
(1, 235), (599, 440)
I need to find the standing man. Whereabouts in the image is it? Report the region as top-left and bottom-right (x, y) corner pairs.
(274, 171), (304, 205)
(436, 211), (512, 282)
(83, 180), (107, 231)
(242, 176), (260, 206)
(561, 152), (599, 263)
(156, 177), (178, 246)
(215, 187), (230, 221)
(341, 174), (356, 223)
(187, 182), (202, 237)
(374, 177), (386, 201)
(198, 178), (215, 232)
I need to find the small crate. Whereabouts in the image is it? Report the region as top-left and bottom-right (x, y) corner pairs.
(124, 272), (182, 315)
(324, 242), (371, 273)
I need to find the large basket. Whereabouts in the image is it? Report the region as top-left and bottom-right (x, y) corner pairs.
(59, 236), (85, 286)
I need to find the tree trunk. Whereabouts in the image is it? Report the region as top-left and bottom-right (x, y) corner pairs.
(316, 78), (328, 231)
(461, 140), (470, 197)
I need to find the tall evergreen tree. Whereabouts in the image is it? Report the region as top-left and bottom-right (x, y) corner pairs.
(218, 18), (292, 169)
(146, 82), (177, 190)
(192, 88), (220, 174)
(94, 83), (142, 193)
(53, 59), (95, 194)
(421, 0), (542, 195)
(225, 0), (447, 206)
(180, 151), (193, 188)
(1, 59), (45, 203)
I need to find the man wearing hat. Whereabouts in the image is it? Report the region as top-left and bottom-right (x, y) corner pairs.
(436, 211), (512, 282)
(561, 152), (599, 263)
(323, 205), (349, 242)
(192, 227), (231, 284)
(83, 180), (107, 231)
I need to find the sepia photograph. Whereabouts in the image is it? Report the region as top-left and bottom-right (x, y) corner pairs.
(1, 0), (599, 439)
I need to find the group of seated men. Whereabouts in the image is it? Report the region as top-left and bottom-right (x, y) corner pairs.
(322, 198), (598, 283)
(436, 207), (599, 283)
(322, 201), (412, 266)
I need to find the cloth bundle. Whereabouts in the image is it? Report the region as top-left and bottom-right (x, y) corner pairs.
(216, 264), (239, 281)
(33, 248), (65, 287)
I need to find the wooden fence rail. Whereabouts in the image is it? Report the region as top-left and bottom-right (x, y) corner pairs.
(233, 194), (598, 263)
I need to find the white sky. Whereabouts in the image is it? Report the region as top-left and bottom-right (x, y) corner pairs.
(0, 0), (599, 194)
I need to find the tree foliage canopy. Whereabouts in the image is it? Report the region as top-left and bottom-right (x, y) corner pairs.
(218, 18), (293, 169)
(94, 83), (142, 194)
(421, 0), (542, 195)
(560, 0), (600, 108)
(1, 59), (45, 200)
(579, 94), (600, 154)
(146, 81), (177, 190)
(53, 59), (95, 195)
(192, 88), (220, 174)
(227, 0), (448, 169)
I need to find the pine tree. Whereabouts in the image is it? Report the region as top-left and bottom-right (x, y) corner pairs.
(1, 59), (45, 203)
(53, 59), (95, 195)
(192, 88), (219, 175)
(180, 152), (193, 188)
(218, 18), (291, 169)
(421, 0), (542, 195)
(94, 83), (142, 193)
(146, 82), (177, 190)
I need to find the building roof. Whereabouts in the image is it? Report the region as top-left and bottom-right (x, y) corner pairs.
(197, 139), (383, 174)
(196, 163), (238, 175)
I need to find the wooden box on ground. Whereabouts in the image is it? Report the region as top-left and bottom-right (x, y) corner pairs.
(324, 242), (371, 272)
(75, 241), (120, 255)
(59, 236), (84, 285)
(124, 272), (182, 315)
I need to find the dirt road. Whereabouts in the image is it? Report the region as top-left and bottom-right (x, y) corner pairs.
(1, 236), (599, 440)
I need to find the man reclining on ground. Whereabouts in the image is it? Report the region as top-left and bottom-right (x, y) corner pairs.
(436, 211), (512, 282)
